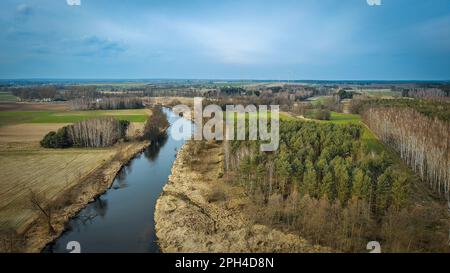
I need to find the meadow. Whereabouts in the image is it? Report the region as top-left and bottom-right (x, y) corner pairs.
(0, 92), (17, 102)
(0, 109), (149, 127)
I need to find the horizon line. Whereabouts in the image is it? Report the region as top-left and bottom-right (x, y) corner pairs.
(1, 78), (449, 83)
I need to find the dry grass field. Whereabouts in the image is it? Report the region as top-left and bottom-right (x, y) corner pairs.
(0, 124), (69, 145)
(146, 96), (195, 107)
(0, 147), (116, 233)
(0, 102), (69, 112)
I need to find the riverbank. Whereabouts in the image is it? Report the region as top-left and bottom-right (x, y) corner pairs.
(18, 140), (151, 252)
(155, 141), (330, 252)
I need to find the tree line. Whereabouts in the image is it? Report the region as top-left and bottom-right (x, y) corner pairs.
(41, 118), (129, 148)
(41, 105), (170, 148)
(11, 86), (58, 100)
(69, 97), (144, 110)
(362, 105), (450, 199)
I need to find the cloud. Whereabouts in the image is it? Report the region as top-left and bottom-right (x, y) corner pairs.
(179, 22), (274, 65)
(15, 4), (33, 18)
(74, 36), (126, 56)
(67, 0), (81, 6)
(366, 0), (382, 6)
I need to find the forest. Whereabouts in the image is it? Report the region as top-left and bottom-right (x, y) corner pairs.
(221, 120), (449, 252)
(361, 104), (449, 199)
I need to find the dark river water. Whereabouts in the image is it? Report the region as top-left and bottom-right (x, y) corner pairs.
(44, 108), (191, 253)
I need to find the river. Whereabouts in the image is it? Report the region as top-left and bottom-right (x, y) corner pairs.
(43, 108), (191, 253)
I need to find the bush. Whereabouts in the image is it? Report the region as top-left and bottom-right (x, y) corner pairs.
(40, 127), (72, 148)
(206, 182), (227, 203)
(118, 120), (130, 138)
(143, 106), (169, 141)
(314, 109), (331, 120)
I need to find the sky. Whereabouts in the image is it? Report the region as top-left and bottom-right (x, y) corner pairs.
(0, 0), (449, 80)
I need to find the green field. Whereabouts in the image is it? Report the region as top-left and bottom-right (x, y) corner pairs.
(307, 95), (333, 106)
(359, 89), (401, 97)
(0, 92), (18, 102)
(326, 112), (383, 153)
(301, 111), (383, 154)
(328, 112), (361, 124)
(0, 109), (149, 127)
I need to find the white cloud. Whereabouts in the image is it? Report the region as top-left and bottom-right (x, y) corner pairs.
(67, 0), (81, 6)
(179, 22), (275, 65)
(16, 4), (32, 17)
(366, 0), (382, 6)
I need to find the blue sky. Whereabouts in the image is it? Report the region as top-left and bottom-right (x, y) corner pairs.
(0, 0), (449, 80)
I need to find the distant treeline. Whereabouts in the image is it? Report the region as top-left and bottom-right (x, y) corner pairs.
(10, 86), (58, 100)
(399, 84), (450, 101)
(41, 118), (129, 148)
(351, 98), (450, 121)
(401, 88), (449, 100)
(69, 97), (144, 110)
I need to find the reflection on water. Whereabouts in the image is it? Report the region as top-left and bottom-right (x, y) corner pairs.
(143, 133), (168, 162)
(43, 108), (190, 253)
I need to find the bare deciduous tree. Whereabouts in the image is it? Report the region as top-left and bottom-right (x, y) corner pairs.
(29, 190), (56, 234)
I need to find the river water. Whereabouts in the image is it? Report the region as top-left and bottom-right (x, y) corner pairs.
(44, 108), (191, 253)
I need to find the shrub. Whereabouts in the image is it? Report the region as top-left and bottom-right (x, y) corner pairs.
(40, 127), (72, 148)
(143, 106), (169, 141)
(315, 109), (331, 120)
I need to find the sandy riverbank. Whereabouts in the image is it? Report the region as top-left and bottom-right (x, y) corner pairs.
(154, 141), (330, 253)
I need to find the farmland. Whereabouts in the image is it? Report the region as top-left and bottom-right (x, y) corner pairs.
(0, 147), (116, 232)
(0, 102), (150, 247)
(0, 92), (17, 102)
(0, 108), (150, 127)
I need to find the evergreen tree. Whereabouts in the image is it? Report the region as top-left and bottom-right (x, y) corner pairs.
(376, 168), (393, 214)
(320, 170), (335, 200)
(302, 160), (318, 197)
(391, 174), (409, 210)
(333, 157), (350, 205)
(352, 168), (371, 202)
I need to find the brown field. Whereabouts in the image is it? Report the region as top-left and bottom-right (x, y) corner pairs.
(0, 102), (69, 112)
(0, 147), (116, 233)
(0, 118), (113, 233)
(0, 123), (69, 145)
